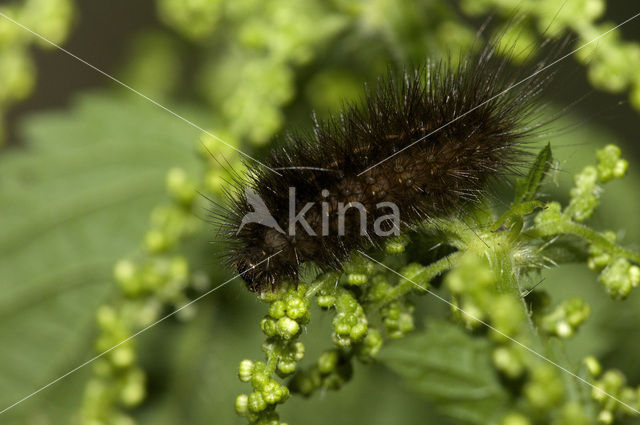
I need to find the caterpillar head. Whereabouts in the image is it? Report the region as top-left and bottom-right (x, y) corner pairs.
(233, 227), (299, 292)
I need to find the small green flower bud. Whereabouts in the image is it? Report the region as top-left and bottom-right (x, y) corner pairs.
(281, 385), (290, 401)
(316, 294), (335, 308)
(120, 368), (145, 407)
(599, 258), (638, 299)
(333, 316), (351, 336)
(534, 201), (564, 227)
(541, 297), (590, 338)
(385, 235), (410, 254)
(397, 313), (414, 334)
(286, 297), (308, 320)
(318, 350), (339, 374)
(455, 301), (484, 329)
(588, 253), (611, 271)
(277, 360), (296, 375)
(568, 166), (599, 222)
(596, 145), (628, 183)
(556, 401), (592, 425)
(268, 301), (286, 319)
(114, 260), (136, 286)
(357, 328), (383, 360)
(166, 167), (197, 205)
(144, 229), (169, 253)
(597, 410), (613, 424)
(277, 317), (300, 339)
(251, 371), (269, 390)
(238, 359), (254, 382)
(259, 291), (281, 303)
(248, 391), (267, 413)
(262, 380), (282, 404)
(235, 394), (249, 415)
(96, 305), (118, 329)
(382, 302), (401, 320)
(336, 292), (358, 312)
(489, 295), (523, 339)
(524, 366), (564, 409)
(261, 317), (277, 337)
(293, 342), (305, 361)
(369, 275), (390, 301)
(350, 321), (368, 340)
(346, 273), (367, 285)
(493, 347), (524, 378)
(584, 356), (602, 377)
(298, 310), (311, 325)
(601, 370), (625, 389)
(111, 346), (135, 368)
(501, 412), (530, 425)
(332, 332), (352, 347)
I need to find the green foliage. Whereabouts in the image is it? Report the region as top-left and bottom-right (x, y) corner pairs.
(1, 1), (640, 425)
(0, 92), (202, 423)
(380, 320), (509, 425)
(515, 143), (553, 205)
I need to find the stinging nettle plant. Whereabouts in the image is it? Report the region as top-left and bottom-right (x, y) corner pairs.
(7, 1), (627, 425)
(231, 143), (640, 425)
(5, 2), (640, 425)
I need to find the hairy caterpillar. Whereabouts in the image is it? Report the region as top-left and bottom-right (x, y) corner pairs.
(217, 39), (556, 292)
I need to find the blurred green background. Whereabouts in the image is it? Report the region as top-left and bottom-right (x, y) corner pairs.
(1, 0), (640, 424)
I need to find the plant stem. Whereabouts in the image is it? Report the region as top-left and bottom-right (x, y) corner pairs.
(376, 251), (463, 305)
(533, 220), (640, 263)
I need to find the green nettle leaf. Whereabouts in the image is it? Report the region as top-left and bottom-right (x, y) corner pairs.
(0, 92), (203, 423)
(514, 143), (553, 204)
(379, 320), (509, 425)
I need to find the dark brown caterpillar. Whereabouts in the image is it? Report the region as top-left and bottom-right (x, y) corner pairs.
(217, 41), (554, 292)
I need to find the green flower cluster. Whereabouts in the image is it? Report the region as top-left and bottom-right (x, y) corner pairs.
(197, 132), (247, 196)
(80, 159), (213, 424)
(149, 0), (481, 151)
(157, 0), (223, 41)
(439, 243), (585, 422)
(235, 239), (455, 424)
(534, 145), (640, 299)
(289, 348), (354, 397)
(82, 306), (146, 425)
(447, 253), (526, 338)
(460, 0), (640, 111)
(584, 357), (640, 424)
(565, 145), (628, 222)
(182, 0), (347, 146)
(540, 297), (591, 338)
(235, 283), (309, 424)
(380, 299), (415, 338)
(235, 359), (292, 424)
(590, 237), (640, 299)
(0, 0), (74, 145)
